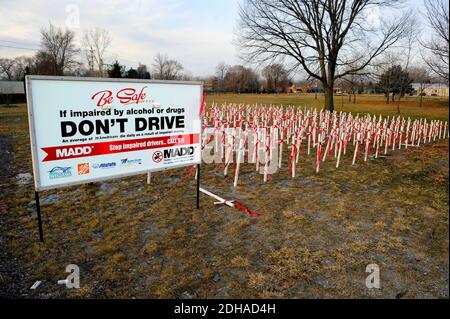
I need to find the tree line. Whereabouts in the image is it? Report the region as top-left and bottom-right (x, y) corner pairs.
(0, 23), (192, 81)
(210, 63), (291, 94)
(0, 0), (448, 112)
(237, 0), (449, 111)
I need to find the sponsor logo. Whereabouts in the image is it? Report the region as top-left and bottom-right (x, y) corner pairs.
(91, 87), (155, 108)
(163, 147), (195, 159)
(56, 146), (93, 159)
(48, 167), (72, 179)
(92, 162), (116, 169)
(152, 151), (163, 163)
(120, 158), (142, 166)
(77, 163), (90, 175)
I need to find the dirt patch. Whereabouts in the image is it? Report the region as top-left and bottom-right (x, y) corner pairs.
(0, 135), (30, 297)
(0, 136), (14, 179)
(0, 202), (33, 298)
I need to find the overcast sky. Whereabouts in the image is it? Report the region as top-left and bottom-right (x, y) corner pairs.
(0, 0), (433, 77)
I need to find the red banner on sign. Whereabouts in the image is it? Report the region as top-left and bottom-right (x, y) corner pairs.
(41, 133), (200, 162)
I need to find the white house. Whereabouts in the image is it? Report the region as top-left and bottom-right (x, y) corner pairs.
(411, 83), (449, 97)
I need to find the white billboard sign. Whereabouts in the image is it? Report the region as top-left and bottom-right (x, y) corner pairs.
(26, 76), (203, 191)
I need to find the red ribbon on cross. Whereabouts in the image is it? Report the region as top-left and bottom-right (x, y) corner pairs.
(232, 200), (262, 216)
(199, 93), (207, 117)
(288, 143), (298, 174)
(183, 165), (197, 179)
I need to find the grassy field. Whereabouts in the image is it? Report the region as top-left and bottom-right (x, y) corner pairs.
(0, 96), (448, 299)
(206, 93), (449, 121)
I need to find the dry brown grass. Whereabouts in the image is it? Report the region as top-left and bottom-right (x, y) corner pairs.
(0, 100), (448, 299)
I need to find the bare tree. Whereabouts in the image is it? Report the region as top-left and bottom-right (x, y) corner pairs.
(409, 66), (431, 107)
(215, 62), (229, 93)
(152, 53), (184, 80)
(32, 51), (55, 75)
(342, 74), (364, 103)
(12, 56), (34, 80)
(422, 0), (449, 82)
(395, 16), (418, 113)
(341, 62), (367, 103)
(262, 63), (290, 93)
(153, 53), (166, 79)
(0, 58), (16, 106)
(237, 0), (413, 111)
(0, 58), (15, 80)
(179, 70), (193, 81)
(82, 27), (112, 77)
(224, 65), (260, 93)
(0, 57), (33, 80)
(39, 23), (79, 75)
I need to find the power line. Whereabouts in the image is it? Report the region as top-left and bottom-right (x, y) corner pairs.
(0, 44), (144, 67)
(0, 44), (38, 51)
(0, 37), (160, 71)
(0, 39), (145, 66)
(0, 39), (40, 47)
(0, 43), (147, 70)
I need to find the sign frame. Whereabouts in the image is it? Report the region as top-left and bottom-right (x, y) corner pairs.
(25, 75), (204, 192)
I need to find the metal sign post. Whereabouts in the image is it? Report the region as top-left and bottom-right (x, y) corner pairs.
(196, 164), (201, 209)
(34, 191), (44, 242)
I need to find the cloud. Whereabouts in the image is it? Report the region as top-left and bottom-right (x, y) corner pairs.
(0, 0), (241, 76)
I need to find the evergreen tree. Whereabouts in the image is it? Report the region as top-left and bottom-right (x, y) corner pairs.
(125, 67), (138, 79)
(107, 60), (124, 78)
(377, 65), (413, 102)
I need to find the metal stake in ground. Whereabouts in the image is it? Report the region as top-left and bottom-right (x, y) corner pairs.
(34, 191), (44, 242)
(196, 164), (201, 209)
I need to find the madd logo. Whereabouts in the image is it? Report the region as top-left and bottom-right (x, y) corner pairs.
(164, 146), (195, 159)
(152, 147), (194, 163)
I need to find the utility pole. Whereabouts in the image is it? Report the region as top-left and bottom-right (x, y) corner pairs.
(86, 49), (94, 73)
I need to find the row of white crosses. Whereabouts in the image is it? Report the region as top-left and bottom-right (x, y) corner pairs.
(201, 103), (448, 187)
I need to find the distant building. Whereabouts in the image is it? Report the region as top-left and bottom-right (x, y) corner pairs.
(0, 80), (24, 94)
(0, 80), (26, 105)
(288, 84), (316, 94)
(288, 85), (300, 93)
(202, 80), (214, 93)
(411, 83), (449, 97)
